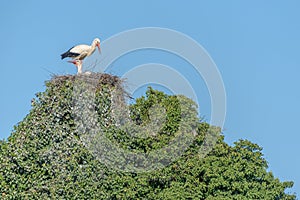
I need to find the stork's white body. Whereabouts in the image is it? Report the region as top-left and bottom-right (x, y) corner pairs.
(71, 44), (95, 59)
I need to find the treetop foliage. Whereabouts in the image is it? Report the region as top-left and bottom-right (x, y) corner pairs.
(0, 73), (295, 199)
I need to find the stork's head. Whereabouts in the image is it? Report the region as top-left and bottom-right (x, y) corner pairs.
(93, 38), (101, 54)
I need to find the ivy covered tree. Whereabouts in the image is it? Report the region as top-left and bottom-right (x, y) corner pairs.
(0, 73), (295, 199)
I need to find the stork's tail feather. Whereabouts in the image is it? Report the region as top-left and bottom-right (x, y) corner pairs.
(61, 54), (66, 60)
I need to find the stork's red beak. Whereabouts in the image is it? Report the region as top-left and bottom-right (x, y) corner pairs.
(97, 43), (101, 54)
(68, 60), (76, 65)
(67, 60), (80, 68)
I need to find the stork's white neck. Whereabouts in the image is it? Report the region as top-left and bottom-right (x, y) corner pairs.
(91, 40), (98, 48)
(86, 41), (97, 57)
(77, 63), (82, 74)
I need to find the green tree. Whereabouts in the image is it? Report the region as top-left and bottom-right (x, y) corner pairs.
(0, 73), (295, 199)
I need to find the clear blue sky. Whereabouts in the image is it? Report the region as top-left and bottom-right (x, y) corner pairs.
(1, 0), (299, 196)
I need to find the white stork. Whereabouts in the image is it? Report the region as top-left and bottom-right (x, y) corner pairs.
(61, 38), (101, 74)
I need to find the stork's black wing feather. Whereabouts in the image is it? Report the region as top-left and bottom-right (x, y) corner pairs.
(61, 46), (80, 60)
